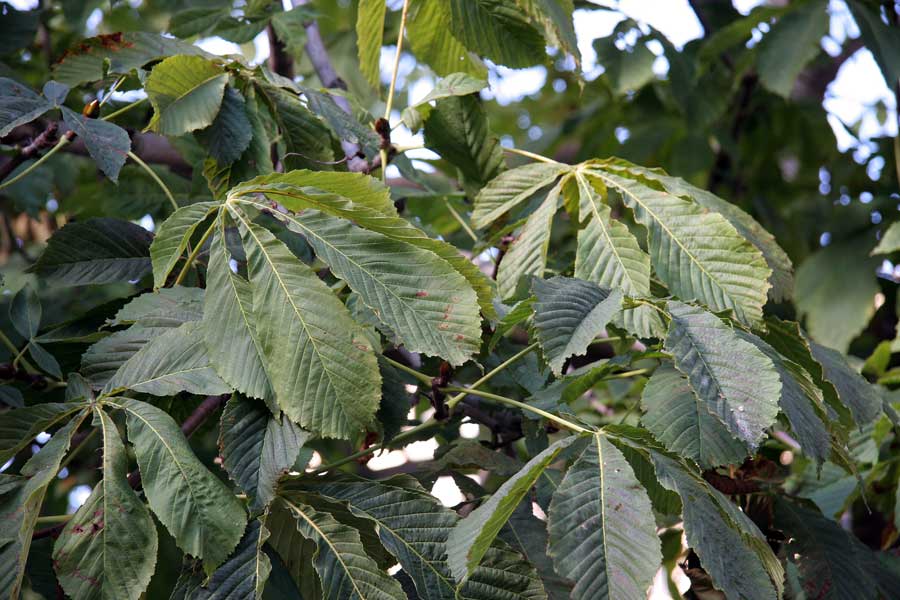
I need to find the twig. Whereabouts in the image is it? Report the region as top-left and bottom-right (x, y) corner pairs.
(0, 122), (61, 185)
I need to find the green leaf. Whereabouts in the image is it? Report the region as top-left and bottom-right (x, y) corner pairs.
(0, 416), (82, 598)
(28, 342), (62, 380)
(407, 0), (488, 78)
(795, 240), (879, 352)
(472, 162), (568, 229)
(446, 435), (577, 582)
(756, 0), (828, 97)
(303, 87), (382, 159)
(121, 399), (247, 571)
(641, 365), (748, 468)
(602, 160), (793, 301)
(29, 218), (153, 285)
(53, 409), (157, 600)
(736, 331), (831, 466)
(220, 395), (310, 513)
(53, 32), (213, 86)
(60, 106), (131, 182)
(809, 340), (882, 427)
(256, 83), (334, 171)
(0, 78), (51, 137)
(197, 85), (253, 166)
(149, 201), (220, 289)
(311, 475), (550, 600)
(110, 286), (204, 328)
(874, 222), (900, 254)
(532, 276), (623, 375)
(497, 184), (560, 299)
(424, 95), (505, 192)
(357, 0), (386, 88)
(500, 501), (571, 600)
(232, 209), (381, 439)
(651, 453), (783, 600)
(81, 326), (171, 388)
(414, 73), (488, 106)
(586, 165), (771, 326)
(448, 0), (547, 68)
(0, 403), (82, 465)
(516, 0), (580, 66)
(146, 55), (228, 136)
(229, 172), (496, 318)
(288, 211), (482, 365)
(10, 285), (40, 339)
(664, 301), (781, 448)
(204, 228), (271, 400)
(547, 433), (661, 600)
(271, 495), (405, 600)
(571, 171), (661, 337)
(847, 0), (900, 90)
(104, 321), (231, 396)
(774, 497), (877, 600)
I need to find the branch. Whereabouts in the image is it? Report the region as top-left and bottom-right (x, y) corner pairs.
(0, 122), (59, 183)
(292, 0), (373, 173)
(32, 394), (230, 541)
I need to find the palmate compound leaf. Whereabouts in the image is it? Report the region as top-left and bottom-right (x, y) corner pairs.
(120, 398), (247, 571)
(664, 301), (781, 448)
(149, 201), (220, 289)
(228, 170), (496, 318)
(571, 171), (663, 338)
(531, 276), (623, 375)
(546, 432), (661, 600)
(651, 453), (784, 600)
(640, 365), (749, 469)
(219, 395), (310, 513)
(600, 159), (793, 302)
(52, 409), (157, 600)
(446, 435), (578, 583)
(103, 320), (231, 397)
(146, 55), (228, 136)
(270, 495), (406, 600)
(229, 206), (381, 439)
(471, 162), (568, 229)
(285, 210), (482, 366)
(204, 225), (271, 400)
(585, 165), (771, 327)
(308, 475), (550, 600)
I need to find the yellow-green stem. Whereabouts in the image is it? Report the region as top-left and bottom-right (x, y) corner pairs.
(0, 137), (69, 191)
(382, 355), (434, 385)
(128, 151), (178, 212)
(442, 386), (590, 433)
(313, 419), (439, 473)
(0, 329), (36, 373)
(102, 97), (146, 122)
(384, 0), (411, 121)
(173, 218), (218, 286)
(503, 146), (557, 164)
(446, 201), (477, 241)
(446, 342), (539, 409)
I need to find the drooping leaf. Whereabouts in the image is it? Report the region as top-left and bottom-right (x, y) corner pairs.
(808, 340), (882, 427)
(873, 221), (900, 255)
(446, 435), (577, 582)
(232, 209), (381, 439)
(0, 403), (82, 464)
(219, 395), (310, 513)
(204, 228), (271, 400)
(149, 201), (220, 289)
(0, 78), (51, 137)
(664, 301), (781, 448)
(60, 106), (130, 182)
(28, 342), (61, 380)
(146, 55), (228, 136)
(424, 94), (504, 192)
(302, 87), (382, 159)
(197, 85), (253, 165)
(407, 0), (487, 78)
(120, 398), (247, 571)
(10, 284), (40, 339)
(640, 365), (748, 468)
(516, 0), (580, 66)
(110, 286), (204, 328)
(795, 240), (879, 352)
(255, 83), (334, 170)
(572, 171), (661, 337)
(288, 210), (482, 365)
(447, 0), (547, 68)
(271, 495), (406, 600)
(651, 453), (783, 600)
(532, 276), (623, 375)
(53, 409), (157, 600)
(104, 321), (230, 397)
(310, 475), (550, 600)
(357, 0), (386, 88)
(546, 433), (661, 600)
(497, 184), (560, 299)
(414, 73), (488, 106)
(586, 166), (771, 326)
(471, 162), (568, 229)
(29, 218), (153, 285)
(53, 32), (213, 86)
(500, 501), (572, 600)
(756, 0), (828, 97)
